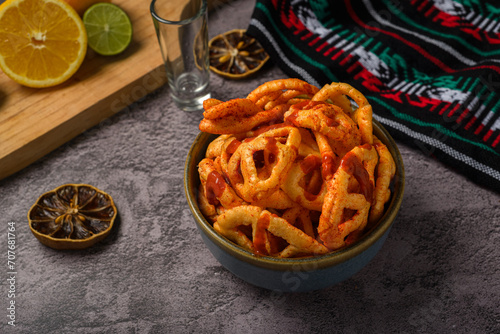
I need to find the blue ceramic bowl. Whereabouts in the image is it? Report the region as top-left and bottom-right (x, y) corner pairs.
(184, 120), (405, 292)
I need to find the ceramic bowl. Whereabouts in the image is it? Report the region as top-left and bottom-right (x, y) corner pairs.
(184, 120), (405, 292)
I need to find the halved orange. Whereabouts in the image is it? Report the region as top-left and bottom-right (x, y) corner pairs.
(209, 29), (269, 79)
(0, 0), (87, 88)
(28, 184), (117, 250)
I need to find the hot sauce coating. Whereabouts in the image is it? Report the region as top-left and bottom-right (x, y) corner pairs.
(339, 144), (374, 204)
(197, 79), (395, 257)
(254, 213), (270, 255)
(206, 171), (227, 206)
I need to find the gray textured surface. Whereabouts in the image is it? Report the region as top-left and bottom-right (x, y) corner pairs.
(1, 1), (499, 333)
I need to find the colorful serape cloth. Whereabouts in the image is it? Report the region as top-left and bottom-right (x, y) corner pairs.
(247, 0), (500, 193)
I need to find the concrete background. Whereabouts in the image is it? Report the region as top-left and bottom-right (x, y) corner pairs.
(1, 1), (499, 333)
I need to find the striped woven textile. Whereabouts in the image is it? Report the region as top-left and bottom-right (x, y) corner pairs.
(247, 0), (500, 193)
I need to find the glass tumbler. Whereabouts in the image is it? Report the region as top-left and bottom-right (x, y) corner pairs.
(151, 0), (211, 111)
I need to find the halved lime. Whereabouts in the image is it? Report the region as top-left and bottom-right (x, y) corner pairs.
(83, 3), (132, 56)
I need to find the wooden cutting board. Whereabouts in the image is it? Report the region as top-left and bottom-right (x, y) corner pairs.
(0, 0), (225, 181)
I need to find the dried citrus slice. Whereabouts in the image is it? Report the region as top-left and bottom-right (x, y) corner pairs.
(28, 184), (117, 250)
(0, 0), (87, 88)
(209, 29), (269, 79)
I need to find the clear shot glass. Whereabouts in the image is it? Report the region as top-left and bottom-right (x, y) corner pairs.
(151, 0), (211, 111)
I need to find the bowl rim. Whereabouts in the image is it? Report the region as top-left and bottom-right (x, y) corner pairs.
(184, 119), (405, 271)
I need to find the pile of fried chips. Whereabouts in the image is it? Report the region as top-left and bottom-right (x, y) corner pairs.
(197, 79), (396, 258)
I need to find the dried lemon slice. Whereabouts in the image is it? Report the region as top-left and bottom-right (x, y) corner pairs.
(28, 184), (117, 250)
(209, 29), (269, 79)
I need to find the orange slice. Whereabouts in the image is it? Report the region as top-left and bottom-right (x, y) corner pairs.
(0, 0), (87, 88)
(209, 29), (269, 79)
(28, 184), (117, 250)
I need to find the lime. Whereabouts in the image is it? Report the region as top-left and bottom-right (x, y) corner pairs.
(83, 3), (132, 56)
